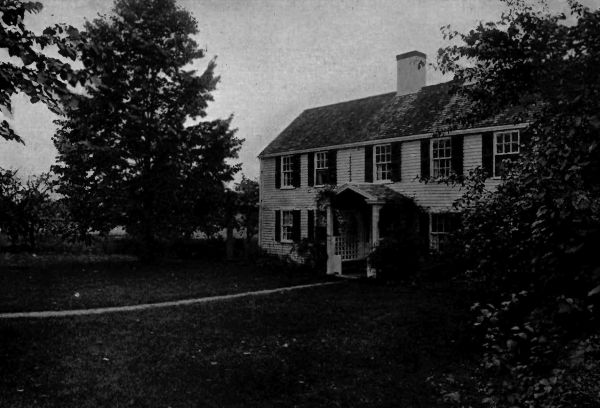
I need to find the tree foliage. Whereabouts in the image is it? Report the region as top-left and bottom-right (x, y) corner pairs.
(232, 175), (259, 240)
(52, 0), (243, 247)
(0, 168), (59, 249)
(0, 0), (88, 143)
(436, 1), (600, 406)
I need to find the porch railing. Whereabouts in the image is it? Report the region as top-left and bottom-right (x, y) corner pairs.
(334, 235), (362, 261)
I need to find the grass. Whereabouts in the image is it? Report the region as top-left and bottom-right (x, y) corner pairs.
(0, 279), (475, 407)
(0, 257), (329, 313)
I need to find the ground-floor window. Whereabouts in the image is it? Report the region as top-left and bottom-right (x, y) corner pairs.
(430, 213), (459, 252)
(281, 210), (294, 242)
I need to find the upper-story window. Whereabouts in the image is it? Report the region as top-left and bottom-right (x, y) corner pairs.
(315, 152), (329, 186)
(375, 144), (392, 181)
(281, 155), (294, 187)
(494, 130), (520, 177)
(432, 138), (452, 178)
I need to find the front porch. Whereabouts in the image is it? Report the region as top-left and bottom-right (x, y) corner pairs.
(325, 184), (413, 277)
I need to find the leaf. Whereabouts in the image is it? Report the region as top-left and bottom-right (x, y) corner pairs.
(588, 285), (600, 297)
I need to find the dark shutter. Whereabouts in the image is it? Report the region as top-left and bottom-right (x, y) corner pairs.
(292, 210), (301, 242)
(328, 150), (337, 185)
(275, 210), (281, 242)
(419, 211), (430, 251)
(364, 145), (373, 182)
(420, 139), (430, 179)
(307, 153), (314, 187)
(292, 155), (301, 187)
(482, 132), (494, 178)
(520, 128), (531, 152)
(307, 210), (315, 241)
(316, 210), (327, 241)
(391, 142), (402, 182)
(450, 212), (462, 232)
(451, 135), (463, 176)
(275, 157), (281, 189)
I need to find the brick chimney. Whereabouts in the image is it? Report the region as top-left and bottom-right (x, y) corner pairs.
(396, 51), (426, 96)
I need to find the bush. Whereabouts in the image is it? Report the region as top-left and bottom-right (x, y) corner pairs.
(294, 238), (327, 272)
(367, 237), (421, 282)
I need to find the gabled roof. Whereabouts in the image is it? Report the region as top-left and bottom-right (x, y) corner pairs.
(336, 183), (402, 203)
(259, 81), (529, 157)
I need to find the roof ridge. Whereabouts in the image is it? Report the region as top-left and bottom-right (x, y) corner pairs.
(304, 91), (396, 112)
(303, 80), (454, 112)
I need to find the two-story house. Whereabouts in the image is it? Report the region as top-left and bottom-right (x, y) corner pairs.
(258, 51), (527, 276)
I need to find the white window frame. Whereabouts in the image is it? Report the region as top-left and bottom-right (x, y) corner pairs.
(431, 137), (452, 178)
(493, 130), (520, 178)
(281, 209), (294, 243)
(314, 151), (329, 186)
(374, 144), (392, 182)
(281, 155), (294, 188)
(430, 213), (453, 252)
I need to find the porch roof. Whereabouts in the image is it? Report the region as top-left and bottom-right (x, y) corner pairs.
(335, 183), (403, 204)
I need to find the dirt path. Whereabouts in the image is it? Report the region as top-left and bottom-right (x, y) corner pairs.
(0, 281), (340, 319)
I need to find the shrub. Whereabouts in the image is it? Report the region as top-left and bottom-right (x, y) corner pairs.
(294, 238), (327, 272)
(367, 237), (421, 282)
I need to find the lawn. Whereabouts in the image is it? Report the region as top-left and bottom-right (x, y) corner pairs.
(0, 257), (329, 312)
(0, 270), (476, 407)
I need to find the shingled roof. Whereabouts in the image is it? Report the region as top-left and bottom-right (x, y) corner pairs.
(259, 81), (528, 157)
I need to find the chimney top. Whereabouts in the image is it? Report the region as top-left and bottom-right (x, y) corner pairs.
(396, 50), (427, 61)
(396, 50), (426, 96)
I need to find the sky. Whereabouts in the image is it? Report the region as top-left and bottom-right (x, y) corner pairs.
(0, 0), (585, 181)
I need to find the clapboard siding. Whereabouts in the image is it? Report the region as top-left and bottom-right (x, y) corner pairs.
(260, 153), (320, 257)
(259, 133), (506, 256)
(337, 147), (365, 184)
(464, 134), (480, 171)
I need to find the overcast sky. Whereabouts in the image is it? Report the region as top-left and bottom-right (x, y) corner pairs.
(0, 0), (581, 180)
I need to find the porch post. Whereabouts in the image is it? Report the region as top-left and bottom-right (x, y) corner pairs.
(325, 205), (340, 275)
(367, 204), (382, 277)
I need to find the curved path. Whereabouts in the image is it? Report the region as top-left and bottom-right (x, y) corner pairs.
(0, 281), (340, 319)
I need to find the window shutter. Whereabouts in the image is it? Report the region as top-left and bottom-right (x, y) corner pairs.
(275, 157), (281, 189)
(307, 210), (315, 241)
(420, 139), (430, 178)
(451, 135), (463, 176)
(274, 210), (281, 242)
(391, 142), (402, 182)
(482, 132), (494, 177)
(292, 210), (301, 242)
(450, 212), (462, 232)
(316, 210), (327, 241)
(292, 154), (301, 187)
(307, 153), (314, 187)
(364, 145), (373, 182)
(328, 150), (337, 185)
(419, 211), (430, 251)
(520, 129), (531, 152)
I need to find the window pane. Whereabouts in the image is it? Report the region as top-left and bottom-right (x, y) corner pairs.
(316, 169), (327, 185)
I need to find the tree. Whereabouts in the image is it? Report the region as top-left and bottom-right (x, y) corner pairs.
(435, 1), (600, 406)
(0, 168), (57, 249)
(233, 175), (259, 242)
(0, 0), (87, 143)
(218, 175), (259, 261)
(53, 0), (243, 250)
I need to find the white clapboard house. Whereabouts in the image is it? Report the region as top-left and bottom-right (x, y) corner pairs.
(258, 51), (528, 276)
